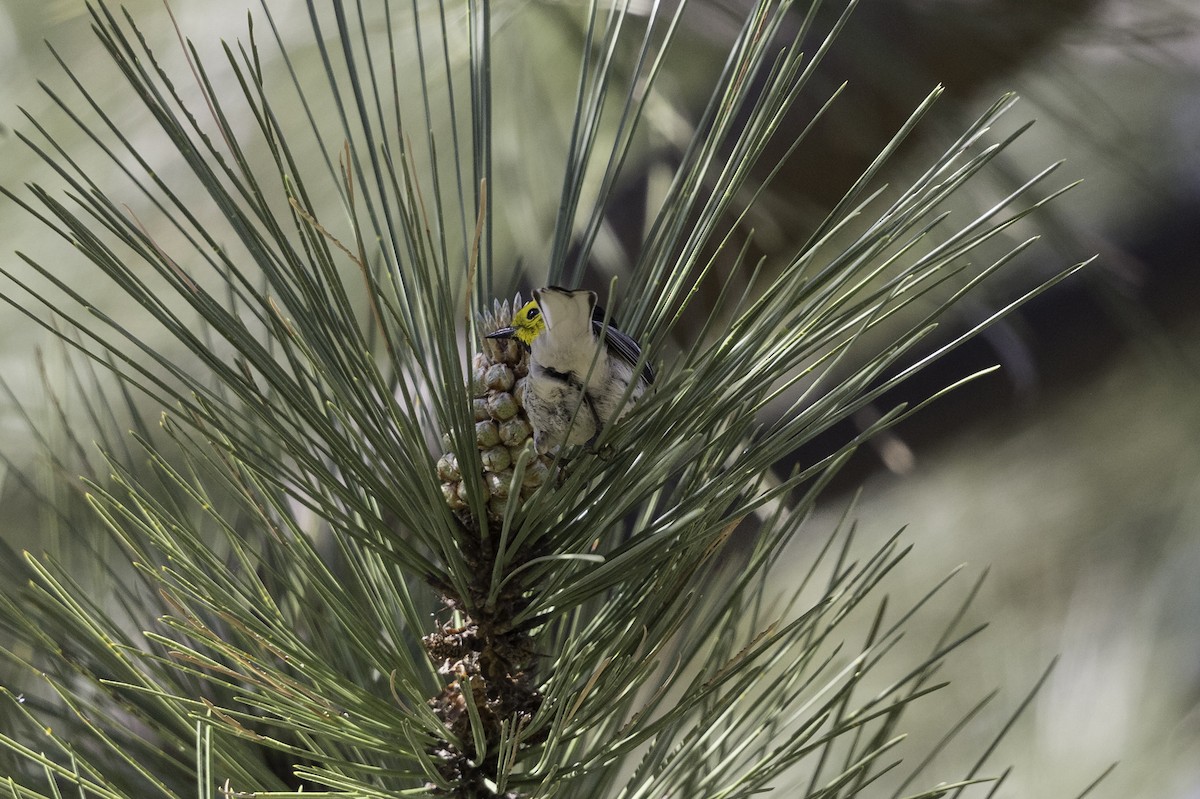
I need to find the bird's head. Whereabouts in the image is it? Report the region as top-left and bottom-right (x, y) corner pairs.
(486, 287), (597, 348)
(486, 298), (545, 348)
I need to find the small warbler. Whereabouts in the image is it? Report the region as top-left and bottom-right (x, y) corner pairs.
(486, 286), (654, 453)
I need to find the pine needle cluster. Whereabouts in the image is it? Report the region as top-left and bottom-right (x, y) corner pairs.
(0, 1), (1091, 798)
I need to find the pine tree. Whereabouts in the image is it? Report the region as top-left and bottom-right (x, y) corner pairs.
(0, 1), (1090, 797)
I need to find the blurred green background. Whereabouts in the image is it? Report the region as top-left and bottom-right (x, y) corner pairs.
(2, 1), (1198, 796)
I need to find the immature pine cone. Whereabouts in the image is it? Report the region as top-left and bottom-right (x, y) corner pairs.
(437, 294), (553, 521)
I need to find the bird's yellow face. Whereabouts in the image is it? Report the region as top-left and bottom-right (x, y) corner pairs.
(510, 300), (546, 346)
(487, 299), (545, 347)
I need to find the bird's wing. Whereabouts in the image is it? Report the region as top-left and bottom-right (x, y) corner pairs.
(593, 317), (655, 385)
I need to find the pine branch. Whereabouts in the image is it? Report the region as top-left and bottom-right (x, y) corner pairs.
(0, 1), (1100, 798)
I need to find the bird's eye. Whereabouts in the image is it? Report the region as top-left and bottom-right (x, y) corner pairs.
(527, 307), (540, 320)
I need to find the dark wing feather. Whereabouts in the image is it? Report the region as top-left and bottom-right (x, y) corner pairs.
(592, 304), (655, 385)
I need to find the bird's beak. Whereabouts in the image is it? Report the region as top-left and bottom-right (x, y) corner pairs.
(486, 326), (516, 339)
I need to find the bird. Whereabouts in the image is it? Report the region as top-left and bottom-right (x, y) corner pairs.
(486, 286), (654, 453)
